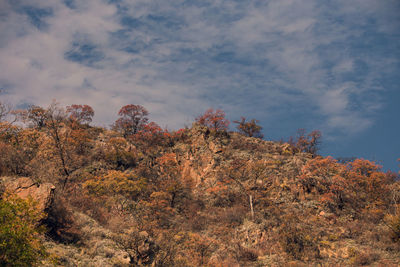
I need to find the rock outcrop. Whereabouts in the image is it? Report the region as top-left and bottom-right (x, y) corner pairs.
(2, 177), (55, 212)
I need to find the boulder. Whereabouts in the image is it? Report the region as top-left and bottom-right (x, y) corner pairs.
(2, 177), (55, 212)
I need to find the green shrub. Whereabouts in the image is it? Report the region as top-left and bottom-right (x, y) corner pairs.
(0, 196), (47, 266)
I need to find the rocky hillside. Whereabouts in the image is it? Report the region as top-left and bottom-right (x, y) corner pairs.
(1, 107), (400, 266)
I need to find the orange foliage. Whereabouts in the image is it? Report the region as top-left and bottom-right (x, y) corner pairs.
(299, 157), (390, 212)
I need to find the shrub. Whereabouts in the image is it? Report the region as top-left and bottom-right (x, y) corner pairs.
(348, 247), (380, 266)
(103, 137), (137, 169)
(42, 194), (81, 244)
(385, 213), (400, 243)
(232, 243), (258, 263)
(84, 170), (147, 201)
(279, 222), (320, 260)
(0, 196), (47, 266)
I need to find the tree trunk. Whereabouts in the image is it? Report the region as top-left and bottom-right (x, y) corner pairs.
(249, 195), (254, 220)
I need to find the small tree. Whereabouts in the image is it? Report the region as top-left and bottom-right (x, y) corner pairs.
(195, 108), (229, 131)
(233, 117), (263, 138)
(44, 102), (71, 184)
(0, 102), (11, 122)
(289, 129), (321, 155)
(66, 104), (94, 125)
(114, 104), (149, 137)
(24, 102), (72, 187)
(26, 106), (48, 129)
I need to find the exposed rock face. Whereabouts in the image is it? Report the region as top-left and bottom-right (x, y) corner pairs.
(178, 124), (229, 187)
(177, 124), (310, 191)
(2, 177), (55, 212)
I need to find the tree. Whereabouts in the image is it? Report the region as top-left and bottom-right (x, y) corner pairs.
(114, 104), (149, 137)
(0, 90), (11, 122)
(24, 106), (48, 129)
(233, 117), (263, 138)
(24, 102), (72, 187)
(156, 153), (186, 209)
(346, 159), (389, 206)
(195, 108), (230, 131)
(289, 129), (322, 155)
(299, 157), (390, 212)
(0, 102), (11, 122)
(44, 102), (70, 185)
(134, 122), (162, 142)
(66, 104), (94, 125)
(299, 156), (347, 210)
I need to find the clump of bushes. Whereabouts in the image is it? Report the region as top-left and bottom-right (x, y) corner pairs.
(279, 221), (320, 261)
(385, 213), (400, 243)
(0, 196), (47, 266)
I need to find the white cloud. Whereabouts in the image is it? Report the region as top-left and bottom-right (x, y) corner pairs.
(0, 0), (398, 134)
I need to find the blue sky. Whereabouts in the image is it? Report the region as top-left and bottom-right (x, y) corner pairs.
(0, 0), (399, 171)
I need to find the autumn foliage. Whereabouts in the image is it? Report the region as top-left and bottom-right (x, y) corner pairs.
(66, 104), (94, 125)
(289, 128), (322, 155)
(195, 108), (230, 131)
(299, 157), (390, 213)
(114, 104), (149, 137)
(233, 117), (263, 138)
(0, 101), (399, 266)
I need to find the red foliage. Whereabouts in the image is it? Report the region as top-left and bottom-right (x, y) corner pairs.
(114, 104), (149, 137)
(136, 122), (163, 143)
(195, 108), (229, 131)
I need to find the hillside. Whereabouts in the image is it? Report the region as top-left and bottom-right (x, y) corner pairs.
(0, 105), (399, 266)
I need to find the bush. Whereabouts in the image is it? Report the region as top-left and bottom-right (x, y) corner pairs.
(0, 197), (47, 266)
(279, 222), (320, 260)
(42, 194), (81, 244)
(385, 213), (400, 243)
(233, 243), (258, 263)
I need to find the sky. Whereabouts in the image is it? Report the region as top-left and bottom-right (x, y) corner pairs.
(0, 0), (399, 172)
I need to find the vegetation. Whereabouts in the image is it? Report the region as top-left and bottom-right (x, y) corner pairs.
(0, 196), (47, 266)
(233, 117), (263, 138)
(0, 101), (399, 266)
(195, 108), (230, 131)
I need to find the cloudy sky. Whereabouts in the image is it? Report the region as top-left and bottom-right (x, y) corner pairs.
(0, 0), (399, 171)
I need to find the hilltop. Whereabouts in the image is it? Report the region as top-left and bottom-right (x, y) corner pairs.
(0, 104), (399, 266)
